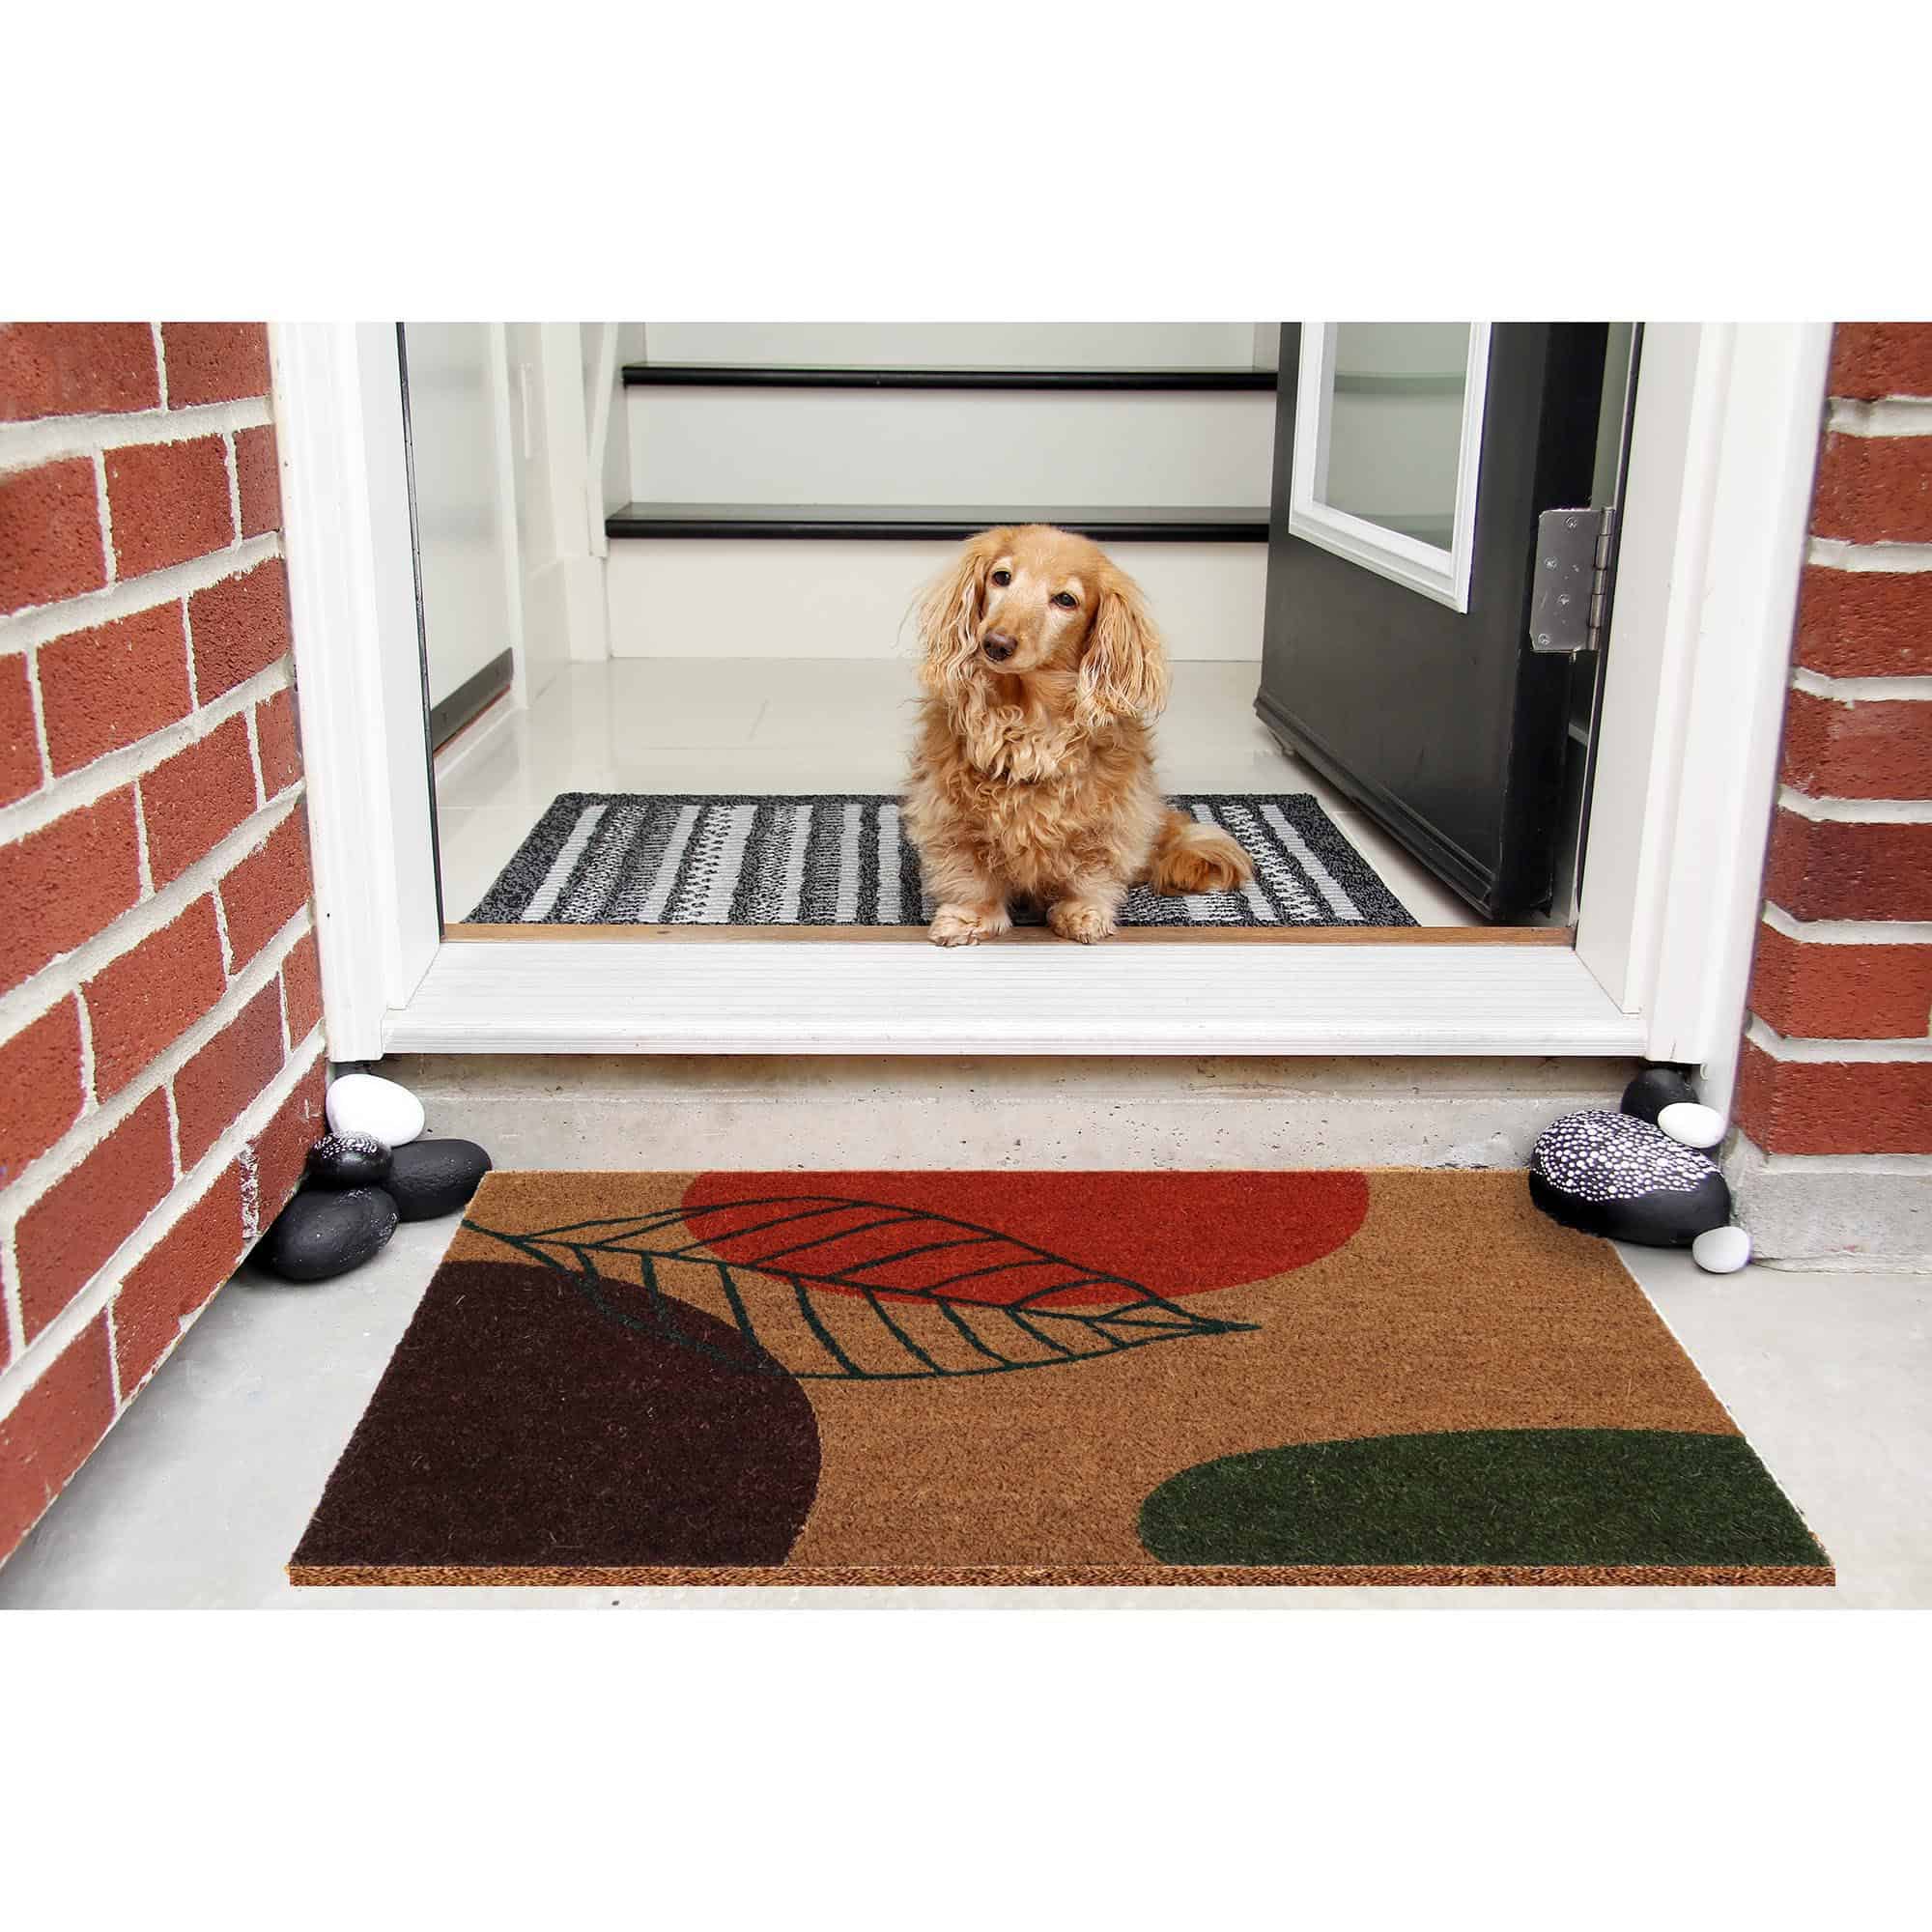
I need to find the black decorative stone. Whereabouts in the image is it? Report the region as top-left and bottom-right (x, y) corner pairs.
(1620, 1065), (1700, 1127)
(260, 1186), (399, 1282)
(1528, 1109), (1730, 1247)
(384, 1138), (493, 1221)
(305, 1132), (392, 1191)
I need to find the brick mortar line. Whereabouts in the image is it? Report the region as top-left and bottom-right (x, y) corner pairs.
(1745, 1016), (1932, 1063)
(0, 777), (303, 1050)
(181, 590), (200, 709)
(223, 432), (243, 554)
(1789, 666), (1932, 702)
(1736, 1133), (1932, 1176)
(0, 395), (273, 476)
(1776, 788), (1932, 826)
(0, 652), (292, 848)
(1761, 902), (1932, 945)
(131, 761), (156, 895)
(104, 1302), (122, 1409)
(151, 327), (169, 412)
(0, 531), (282, 653)
(91, 451), (116, 588)
(1805, 536), (1932, 574)
(0, 1028), (325, 1429)
(243, 698), (266, 810)
(1827, 397), (1932, 438)
(212, 874), (238, 978)
(21, 629), (53, 793)
(0, 902), (314, 1221)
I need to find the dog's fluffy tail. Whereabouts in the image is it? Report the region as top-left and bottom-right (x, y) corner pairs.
(1146, 810), (1253, 895)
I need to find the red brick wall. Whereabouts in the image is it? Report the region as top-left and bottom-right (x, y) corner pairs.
(1734, 324), (1932, 1161)
(0, 324), (325, 1563)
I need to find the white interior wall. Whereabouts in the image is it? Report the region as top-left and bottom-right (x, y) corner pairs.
(503, 324), (607, 681)
(402, 324), (519, 710)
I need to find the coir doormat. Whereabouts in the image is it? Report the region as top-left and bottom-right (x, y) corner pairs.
(289, 1170), (1832, 1588)
(462, 792), (1416, 927)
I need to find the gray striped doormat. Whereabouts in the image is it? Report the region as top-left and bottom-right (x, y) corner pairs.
(462, 793), (1418, 928)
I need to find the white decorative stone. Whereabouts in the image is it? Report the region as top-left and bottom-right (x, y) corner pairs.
(1691, 1225), (1752, 1274)
(325, 1071), (424, 1148)
(1658, 1101), (1725, 1150)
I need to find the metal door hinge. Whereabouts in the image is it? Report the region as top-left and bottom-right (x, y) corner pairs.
(1529, 506), (1613, 654)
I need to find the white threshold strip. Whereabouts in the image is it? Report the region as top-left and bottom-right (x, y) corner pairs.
(381, 940), (1646, 1057)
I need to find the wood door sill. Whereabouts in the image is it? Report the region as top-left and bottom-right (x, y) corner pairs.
(443, 923), (1573, 946)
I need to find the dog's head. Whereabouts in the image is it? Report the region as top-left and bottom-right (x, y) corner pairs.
(916, 525), (1170, 729)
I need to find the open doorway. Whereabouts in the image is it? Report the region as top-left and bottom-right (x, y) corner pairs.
(408, 323), (1634, 939)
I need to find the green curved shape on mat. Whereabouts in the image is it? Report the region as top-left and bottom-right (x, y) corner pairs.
(1138, 1430), (1830, 1569)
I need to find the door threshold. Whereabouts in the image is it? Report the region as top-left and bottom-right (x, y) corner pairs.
(442, 922), (1570, 946)
(384, 936), (1638, 1055)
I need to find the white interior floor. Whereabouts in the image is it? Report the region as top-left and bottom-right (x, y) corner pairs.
(433, 660), (1485, 928)
(3, 1205), (1922, 1610)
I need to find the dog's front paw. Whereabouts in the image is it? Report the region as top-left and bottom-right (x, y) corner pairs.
(929, 904), (1010, 948)
(1048, 900), (1117, 945)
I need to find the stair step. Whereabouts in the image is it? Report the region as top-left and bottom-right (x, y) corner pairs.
(605, 535), (1268, 660)
(622, 363), (1276, 392)
(605, 503), (1271, 543)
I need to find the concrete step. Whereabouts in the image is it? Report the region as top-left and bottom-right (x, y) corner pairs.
(383, 1053), (1636, 1173)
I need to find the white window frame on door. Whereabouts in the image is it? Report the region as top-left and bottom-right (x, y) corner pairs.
(272, 322), (1830, 1114)
(1288, 322), (1492, 611)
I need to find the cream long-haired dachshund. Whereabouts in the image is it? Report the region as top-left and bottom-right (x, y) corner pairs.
(903, 525), (1252, 946)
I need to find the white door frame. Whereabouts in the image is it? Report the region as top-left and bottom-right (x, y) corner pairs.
(270, 323), (440, 1051)
(1573, 323), (1832, 1115)
(273, 323), (1829, 1094)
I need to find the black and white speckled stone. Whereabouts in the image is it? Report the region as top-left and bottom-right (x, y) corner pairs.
(1528, 1108), (1731, 1247)
(384, 1139), (492, 1220)
(259, 1186), (399, 1282)
(305, 1132), (392, 1191)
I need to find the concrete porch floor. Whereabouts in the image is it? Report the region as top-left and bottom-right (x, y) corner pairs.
(3, 1194), (1925, 1610)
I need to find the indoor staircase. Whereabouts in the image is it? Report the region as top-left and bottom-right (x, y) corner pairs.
(601, 332), (1279, 661)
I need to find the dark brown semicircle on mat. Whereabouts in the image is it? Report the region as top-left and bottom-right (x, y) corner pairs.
(291, 1259), (820, 1570)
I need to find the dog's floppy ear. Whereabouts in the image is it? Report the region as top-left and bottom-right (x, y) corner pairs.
(1079, 562), (1170, 726)
(917, 528), (1003, 696)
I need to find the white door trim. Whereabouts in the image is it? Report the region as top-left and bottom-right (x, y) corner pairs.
(270, 323), (440, 1060)
(1573, 323), (1832, 1113)
(274, 323), (1830, 1067)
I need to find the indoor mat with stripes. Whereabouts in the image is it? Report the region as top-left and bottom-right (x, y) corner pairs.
(463, 791), (1417, 927)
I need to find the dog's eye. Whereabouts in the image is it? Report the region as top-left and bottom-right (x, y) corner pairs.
(1052, 591), (1078, 610)
(990, 569), (1012, 586)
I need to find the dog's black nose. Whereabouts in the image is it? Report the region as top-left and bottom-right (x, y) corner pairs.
(981, 632), (1017, 663)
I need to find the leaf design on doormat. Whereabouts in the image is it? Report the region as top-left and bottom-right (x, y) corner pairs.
(464, 1195), (1259, 1381)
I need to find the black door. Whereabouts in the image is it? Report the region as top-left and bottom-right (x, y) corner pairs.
(1255, 324), (1612, 922)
